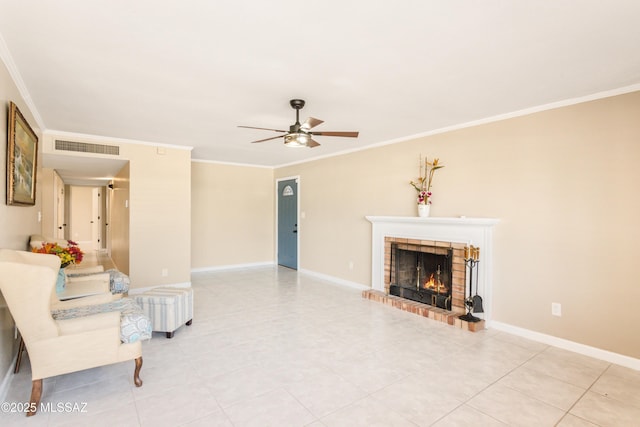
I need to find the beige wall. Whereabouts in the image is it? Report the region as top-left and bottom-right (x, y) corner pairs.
(38, 168), (55, 237)
(126, 144), (191, 288)
(191, 161), (274, 268)
(0, 61), (43, 386)
(276, 91), (640, 359)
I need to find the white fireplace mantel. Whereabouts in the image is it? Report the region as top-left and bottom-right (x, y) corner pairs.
(366, 216), (500, 323)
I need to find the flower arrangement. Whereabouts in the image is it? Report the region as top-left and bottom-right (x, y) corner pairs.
(32, 240), (84, 267)
(410, 156), (444, 205)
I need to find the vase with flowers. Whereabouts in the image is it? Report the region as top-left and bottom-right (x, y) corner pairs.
(32, 241), (84, 293)
(410, 156), (444, 217)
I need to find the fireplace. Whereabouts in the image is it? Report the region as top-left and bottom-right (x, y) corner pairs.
(365, 216), (499, 330)
(385, 237), (466, 313)
(390, 242), (453, 310)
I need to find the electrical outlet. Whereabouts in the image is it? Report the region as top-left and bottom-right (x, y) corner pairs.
(551, 302), (562, 317)
(161, 268), (168, 277)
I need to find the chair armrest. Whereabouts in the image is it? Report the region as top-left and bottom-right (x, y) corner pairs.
(56, 311), (121, 335)
(51, 293), (122, 310)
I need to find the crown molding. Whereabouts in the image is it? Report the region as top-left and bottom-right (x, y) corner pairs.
(191, 158), (274, 169)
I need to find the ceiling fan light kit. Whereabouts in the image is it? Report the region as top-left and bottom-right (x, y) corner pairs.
(239, 99), (359, 148)
(284, 133), (309, 147)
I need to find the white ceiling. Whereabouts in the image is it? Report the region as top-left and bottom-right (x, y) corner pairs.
(1, 1), (639, 171)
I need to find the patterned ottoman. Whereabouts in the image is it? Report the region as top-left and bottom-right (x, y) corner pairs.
(134, 287), (193, 338)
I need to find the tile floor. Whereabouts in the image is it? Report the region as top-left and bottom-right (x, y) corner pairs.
(3, 266), (640, 426)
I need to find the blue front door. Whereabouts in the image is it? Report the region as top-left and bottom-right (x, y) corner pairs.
(277, 179), (298, 269)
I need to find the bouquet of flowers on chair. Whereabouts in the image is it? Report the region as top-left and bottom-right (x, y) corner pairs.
(32, 240), (84, 268)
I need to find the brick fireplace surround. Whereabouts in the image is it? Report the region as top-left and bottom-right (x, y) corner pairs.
(365, 216), (499, 331)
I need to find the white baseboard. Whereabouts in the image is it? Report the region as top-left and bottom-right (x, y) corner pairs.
(298, 268), (369, 291)
(490, 320), (640, 371)
(191, 261), (274, 273)
(127, 281), (192, 295)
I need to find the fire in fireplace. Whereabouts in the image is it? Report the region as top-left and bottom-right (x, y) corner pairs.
(389, 243), (453, 310)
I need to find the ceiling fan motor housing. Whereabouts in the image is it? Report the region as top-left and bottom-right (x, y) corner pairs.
(289, 99), (305, 110)
(289, 99), (306, 132)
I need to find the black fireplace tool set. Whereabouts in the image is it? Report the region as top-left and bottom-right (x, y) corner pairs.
(459, 245), (484, 323)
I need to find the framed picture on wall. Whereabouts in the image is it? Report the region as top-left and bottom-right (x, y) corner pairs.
(6, 101), (38, 206)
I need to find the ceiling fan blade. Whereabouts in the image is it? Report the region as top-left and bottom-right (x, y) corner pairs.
(300, 117), (324, 130)
(250, 135), (284, 143)
(238, 125), (287, 133)
(307, 138), (321, 148)
(311, 131), (359, 138)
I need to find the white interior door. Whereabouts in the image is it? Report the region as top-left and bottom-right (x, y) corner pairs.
(68, 186), (94, 249)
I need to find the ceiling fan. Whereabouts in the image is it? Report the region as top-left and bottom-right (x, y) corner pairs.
(239, 99), (359, 148)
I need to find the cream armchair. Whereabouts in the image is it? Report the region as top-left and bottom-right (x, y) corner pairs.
(0, 249), (143, 417)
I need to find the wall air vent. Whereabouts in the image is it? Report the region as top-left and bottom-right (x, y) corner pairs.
(55, 140), (120, 156)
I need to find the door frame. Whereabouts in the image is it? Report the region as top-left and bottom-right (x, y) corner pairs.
(275, 175), (300, 270)
(53, 171), (65, 239)
(91, 187), (104, 251)
(105, 183), (112, 256)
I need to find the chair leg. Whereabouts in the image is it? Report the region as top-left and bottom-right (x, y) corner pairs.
(26, 379), (42, 417)
(14, 337), (25, 374)
(134, 357), (143, 387)
(166, 331), (174, 339)
(186, 319), (193, 326)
